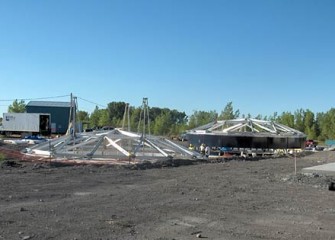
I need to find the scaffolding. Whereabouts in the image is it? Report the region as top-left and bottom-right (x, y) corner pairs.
(25, 97), (201, 163)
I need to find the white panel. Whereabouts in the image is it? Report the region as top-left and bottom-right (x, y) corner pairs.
(2, 113), (40, 132)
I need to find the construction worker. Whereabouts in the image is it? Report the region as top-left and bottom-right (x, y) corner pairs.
(205, 145), (210, 157)
(200, 143), (205, 155)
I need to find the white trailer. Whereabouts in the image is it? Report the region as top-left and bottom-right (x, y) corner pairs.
(1, 113), (51, 136)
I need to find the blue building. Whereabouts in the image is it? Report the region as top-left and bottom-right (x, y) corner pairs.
(26, 101), (71, 134)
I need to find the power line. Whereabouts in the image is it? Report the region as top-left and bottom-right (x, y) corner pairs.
(0, 94), (108, 112)
(0, 94), (70, 102)
(76, 96), (107, 108)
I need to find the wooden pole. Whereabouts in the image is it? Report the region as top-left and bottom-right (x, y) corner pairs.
(294, 151), (297, 175)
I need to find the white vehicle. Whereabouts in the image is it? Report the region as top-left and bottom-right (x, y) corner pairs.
(1, 113), (51, 136)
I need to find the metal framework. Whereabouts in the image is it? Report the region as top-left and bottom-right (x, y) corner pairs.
(25, 129), (200, 161)
(187, 118), (306, 149)
(25, 97), (201, 162)
(137, 97), (150, 136)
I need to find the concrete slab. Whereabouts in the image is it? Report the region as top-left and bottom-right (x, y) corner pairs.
(302, 162), (335, 176)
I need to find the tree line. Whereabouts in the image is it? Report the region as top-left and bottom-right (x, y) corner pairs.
(4, 99), (335, 141)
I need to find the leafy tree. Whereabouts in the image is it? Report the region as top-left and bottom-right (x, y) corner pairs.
(313, 118), (320, 139)
(153, 112), (173, 135)
(130, 107), (142, 132)
(304, 109), (316, 139)
(8, 99), (26, 113)
(219, 102), (239, 120)
(268, 112), (278, 122)
(166, 110), (188, 135)
(317, 112), (327, 140)
(149, 107), (163, 122)
(89, 106), (101, 128)
(83, 99), (335, 141)
(107, 102), (127, 127)
(77, 110), (90, 129)
(254, 114), (262, 120)
(77, 111), (89, 123)
(318, 109), (335, 140)
(294, 109), (305, 132)
(314, 113), (321, 140)
(98, 109), (110, 127)
(128, 106), (188, 135)
(278, 111), (295, 128)
(188, 110), (218, 129)
(169, 109), (188, 125)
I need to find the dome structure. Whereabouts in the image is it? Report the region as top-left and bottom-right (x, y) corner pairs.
(186, 118), (306, 149)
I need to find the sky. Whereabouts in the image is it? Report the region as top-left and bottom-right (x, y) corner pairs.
(0, 0), (334, 118)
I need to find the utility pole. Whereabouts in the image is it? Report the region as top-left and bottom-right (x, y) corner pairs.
(67, 93), (77, 139)
(122, 103), (130, 132)
(72, 95), (77, 138)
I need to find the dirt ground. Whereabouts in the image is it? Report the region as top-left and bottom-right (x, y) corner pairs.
(1, 143), (335, 240)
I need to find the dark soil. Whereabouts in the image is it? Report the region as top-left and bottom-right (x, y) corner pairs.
(1, 143), (335, 240)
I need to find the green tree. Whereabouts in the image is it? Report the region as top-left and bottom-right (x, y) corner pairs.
(278, 111), (295, 128)
(219, 102), (240, 120)
(130, 107), (141, 132)
(128, 106), (188, 136)
(294, 109), (305, 132)
(304, 109), (316, 139)
(254, 114), (262, 120)
(77, 110), (90, 129)
(98, 109), (110, 127)
(317, 112), (327, 140)
(107, 102), (127, 127)
(89, 106), (101, 128)
(153, 112), (173, 135)
(8, 99), (26, 113)
(313, 114), (321, 140)
(169, 109), (188, 125)
(167, 109), (188, 135)
(318, 109), (335, 140)
(77, 111), (89, 122)
(268, 112), (278, 122)
(188, 110), (217, 129)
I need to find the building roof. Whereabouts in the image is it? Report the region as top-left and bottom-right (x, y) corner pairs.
(27, 101), (71, 108)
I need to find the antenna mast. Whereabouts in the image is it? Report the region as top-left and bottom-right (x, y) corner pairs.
(138, 97), (150, 137)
